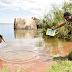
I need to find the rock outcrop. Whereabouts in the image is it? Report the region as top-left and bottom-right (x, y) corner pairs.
(14, 18), (37, 29)
(31, 17), (40, 20)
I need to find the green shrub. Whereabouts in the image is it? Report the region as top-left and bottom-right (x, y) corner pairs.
(42, 1), (72, 41)
(45, 61), (72, 72)
(68, 51), (72, 60)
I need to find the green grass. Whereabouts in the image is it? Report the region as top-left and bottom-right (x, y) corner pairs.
(0, 68), (10, 72)
(45, 61), (72, 72)
(0, 68), (26, 72)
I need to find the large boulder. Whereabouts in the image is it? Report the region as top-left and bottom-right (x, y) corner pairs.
(14, 18), (37, 29)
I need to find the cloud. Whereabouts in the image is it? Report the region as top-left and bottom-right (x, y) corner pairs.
(0, 0), (69, 17)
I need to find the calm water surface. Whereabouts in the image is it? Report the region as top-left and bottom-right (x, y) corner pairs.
(0, 23), (14, 39)
(0, 23), (72, 71)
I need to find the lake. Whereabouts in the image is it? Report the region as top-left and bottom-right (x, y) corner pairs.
(0, 23), (72, 72)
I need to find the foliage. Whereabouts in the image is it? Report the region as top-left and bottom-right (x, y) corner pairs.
(0, 68), (25, 72)
(41, 1), (72, 41)
(35, 19), (43, 28)
(68, 51), (72, 60)
(45, 61), (72, 72)
(0, 68), (10, 72)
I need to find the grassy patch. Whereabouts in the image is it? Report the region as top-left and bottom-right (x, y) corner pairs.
(45, 61), (72, 72)
(0, 68), (26, 72)
(0, 68), (10, 72)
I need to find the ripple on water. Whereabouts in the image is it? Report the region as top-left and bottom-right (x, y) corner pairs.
(0, 38), (42, 64)
(0, 50), (39, 64)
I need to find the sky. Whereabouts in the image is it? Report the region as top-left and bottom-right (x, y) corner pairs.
(0, 0), (70, 23)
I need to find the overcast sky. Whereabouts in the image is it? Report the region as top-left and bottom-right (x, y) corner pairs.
(0, 0), (69, 23)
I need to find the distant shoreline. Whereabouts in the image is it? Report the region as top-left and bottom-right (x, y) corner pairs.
(0, 23), (13, 24)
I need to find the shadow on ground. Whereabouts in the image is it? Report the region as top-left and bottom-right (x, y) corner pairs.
(53, 56), (68, 62)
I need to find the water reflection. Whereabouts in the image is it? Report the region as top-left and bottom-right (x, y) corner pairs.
(42, 35), (72, 56)
(35, 35), (64, 56)
(14, 29), (72, 56)
(0, 29), (72, 71)
(0, 29), (43, 64)
(14, 29), (42, 39)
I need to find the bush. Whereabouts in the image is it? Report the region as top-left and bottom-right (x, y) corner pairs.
(42, 1), (72, 41)
(68, 51), (72, 60)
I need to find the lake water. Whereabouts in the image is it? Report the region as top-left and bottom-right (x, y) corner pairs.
(0, 23), (72, 72)
(0, 23), (14, 39)
(0, 23), (43, 62)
